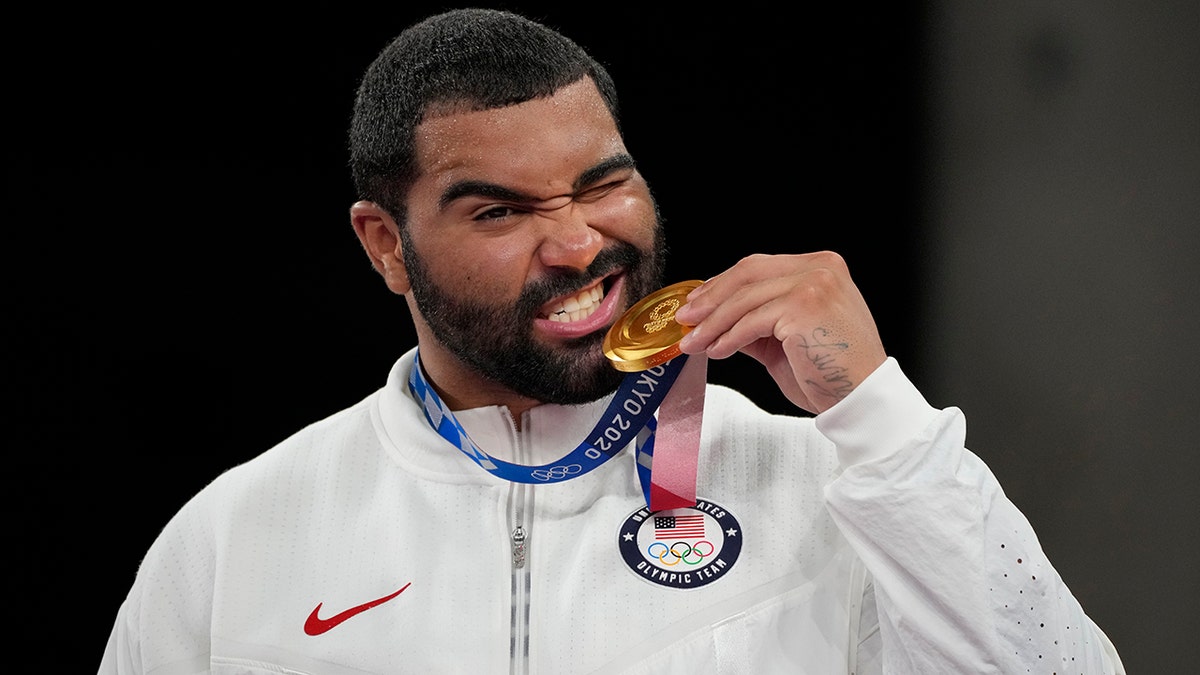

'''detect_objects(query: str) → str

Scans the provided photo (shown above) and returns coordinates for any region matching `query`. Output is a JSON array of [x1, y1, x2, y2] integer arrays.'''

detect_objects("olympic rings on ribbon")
[[530, 464, 583, 481], [646, 540, 714, 566]]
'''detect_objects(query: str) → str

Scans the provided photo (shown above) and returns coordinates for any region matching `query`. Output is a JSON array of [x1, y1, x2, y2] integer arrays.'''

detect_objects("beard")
[[402, 216, 667, 405]]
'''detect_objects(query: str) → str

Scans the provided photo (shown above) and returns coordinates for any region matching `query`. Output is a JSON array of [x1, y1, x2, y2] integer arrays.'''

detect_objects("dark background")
[[7, 3, 1195, 673]]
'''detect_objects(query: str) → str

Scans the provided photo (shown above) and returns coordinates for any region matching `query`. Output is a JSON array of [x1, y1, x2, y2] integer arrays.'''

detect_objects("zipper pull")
[[511, 526, 527, 569]]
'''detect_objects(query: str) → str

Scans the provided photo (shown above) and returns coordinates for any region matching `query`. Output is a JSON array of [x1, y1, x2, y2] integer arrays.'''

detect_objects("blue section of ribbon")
[[635, 416, 657, 506], [408, 349, 685, 489]]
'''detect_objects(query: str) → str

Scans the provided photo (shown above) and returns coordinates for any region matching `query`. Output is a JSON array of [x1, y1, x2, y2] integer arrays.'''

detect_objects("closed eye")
[[473, 204, 526, 221], [573, 179, 624, 203]]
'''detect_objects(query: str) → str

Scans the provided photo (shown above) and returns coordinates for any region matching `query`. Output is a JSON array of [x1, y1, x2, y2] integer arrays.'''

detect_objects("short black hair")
[[349, 8, 621, 223]]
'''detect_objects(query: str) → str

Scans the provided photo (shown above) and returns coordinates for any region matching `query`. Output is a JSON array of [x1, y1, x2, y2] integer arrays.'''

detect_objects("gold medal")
[[604, 280, 704, 372]]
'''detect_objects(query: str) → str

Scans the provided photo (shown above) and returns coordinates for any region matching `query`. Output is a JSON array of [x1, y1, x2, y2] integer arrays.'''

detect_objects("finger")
[[697, 290, 796, 360], [677, 274, 793, 356], [675, 253, 793, 325], [741, 337, 817, 412]]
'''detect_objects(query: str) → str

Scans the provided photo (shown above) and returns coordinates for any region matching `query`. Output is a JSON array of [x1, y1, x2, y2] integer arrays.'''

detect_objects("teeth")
[[548, 285, 603, 323]]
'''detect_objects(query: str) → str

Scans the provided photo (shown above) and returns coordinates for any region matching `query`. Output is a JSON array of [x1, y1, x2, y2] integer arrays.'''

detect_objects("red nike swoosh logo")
[[304, 582, 412, 636]]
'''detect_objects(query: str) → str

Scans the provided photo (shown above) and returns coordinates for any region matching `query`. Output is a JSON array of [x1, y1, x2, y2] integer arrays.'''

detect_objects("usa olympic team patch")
[[618, 499, 742, 589]]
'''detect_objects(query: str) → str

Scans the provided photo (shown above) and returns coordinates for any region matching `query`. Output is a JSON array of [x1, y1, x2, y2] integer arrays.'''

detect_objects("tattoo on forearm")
[[798, 328, 855, 400]]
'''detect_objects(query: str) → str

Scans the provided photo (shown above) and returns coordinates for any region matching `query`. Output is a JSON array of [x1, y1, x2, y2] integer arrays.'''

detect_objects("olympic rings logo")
[[530, 464, 582, 481], [646, 540, 714, 566]]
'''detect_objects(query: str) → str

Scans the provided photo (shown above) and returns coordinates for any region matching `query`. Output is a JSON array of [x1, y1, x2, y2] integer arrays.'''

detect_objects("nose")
[[534, 200, 603, 272]]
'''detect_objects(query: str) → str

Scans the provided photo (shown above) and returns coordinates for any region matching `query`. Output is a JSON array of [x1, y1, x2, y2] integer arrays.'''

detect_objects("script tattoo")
[[797, 328, 854, 400]]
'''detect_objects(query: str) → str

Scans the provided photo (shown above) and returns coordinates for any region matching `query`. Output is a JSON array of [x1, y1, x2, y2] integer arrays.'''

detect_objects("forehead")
[[413, 78, 625, 192]]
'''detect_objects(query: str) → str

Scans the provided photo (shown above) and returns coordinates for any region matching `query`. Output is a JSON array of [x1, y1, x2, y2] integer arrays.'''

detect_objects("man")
[[100, 8, 1124, 674]]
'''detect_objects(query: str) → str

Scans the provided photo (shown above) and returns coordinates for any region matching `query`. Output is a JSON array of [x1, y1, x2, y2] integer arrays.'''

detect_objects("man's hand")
[[674, 252, 888, 415]]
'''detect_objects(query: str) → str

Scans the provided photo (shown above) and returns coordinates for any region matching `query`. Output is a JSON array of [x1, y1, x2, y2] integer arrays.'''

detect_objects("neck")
[[414, 348, 541, 431]]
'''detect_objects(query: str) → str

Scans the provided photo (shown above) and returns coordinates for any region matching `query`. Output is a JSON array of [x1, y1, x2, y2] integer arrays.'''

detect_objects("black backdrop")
[[10, 5, 930, 670]]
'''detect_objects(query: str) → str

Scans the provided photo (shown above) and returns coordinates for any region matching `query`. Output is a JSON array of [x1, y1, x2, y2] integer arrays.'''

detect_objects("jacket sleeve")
[[816, 358, 1125, 675], [97, 485, 218, 675], [98, 604, 139, 675]]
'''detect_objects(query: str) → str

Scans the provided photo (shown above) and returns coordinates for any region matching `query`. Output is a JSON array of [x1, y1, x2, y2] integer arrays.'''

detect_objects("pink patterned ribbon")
[[648, 353, 707, 511]]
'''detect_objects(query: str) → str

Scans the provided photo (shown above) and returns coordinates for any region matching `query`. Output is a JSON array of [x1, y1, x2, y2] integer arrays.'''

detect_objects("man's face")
[[400, 78, 666, 405]]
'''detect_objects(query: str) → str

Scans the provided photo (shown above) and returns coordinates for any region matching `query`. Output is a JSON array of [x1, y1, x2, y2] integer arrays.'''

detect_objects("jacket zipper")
[[511, 519, 529, 671], [508, 421, 533, 675]]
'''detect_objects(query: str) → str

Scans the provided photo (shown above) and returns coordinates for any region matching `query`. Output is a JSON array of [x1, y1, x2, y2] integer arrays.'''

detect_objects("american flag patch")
[[654, 514, 706, 539]]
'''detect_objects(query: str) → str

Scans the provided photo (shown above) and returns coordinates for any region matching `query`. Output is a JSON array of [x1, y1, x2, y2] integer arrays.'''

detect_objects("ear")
[[350, 201, 410, 295]]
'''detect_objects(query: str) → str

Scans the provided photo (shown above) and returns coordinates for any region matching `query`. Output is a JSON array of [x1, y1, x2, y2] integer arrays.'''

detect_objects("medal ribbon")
[[602, 280, 708, 511], [409, 349, 685, 501], [646, 353, 707, 511]]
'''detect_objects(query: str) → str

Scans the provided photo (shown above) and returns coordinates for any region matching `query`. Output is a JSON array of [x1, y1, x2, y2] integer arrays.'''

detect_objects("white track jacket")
[[100, 351, 1124, 674]]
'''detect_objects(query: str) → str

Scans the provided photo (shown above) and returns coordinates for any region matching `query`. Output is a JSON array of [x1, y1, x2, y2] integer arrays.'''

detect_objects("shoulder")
[[209, 391, 383, 505], [143, 388, 384, 553]]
